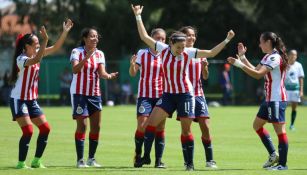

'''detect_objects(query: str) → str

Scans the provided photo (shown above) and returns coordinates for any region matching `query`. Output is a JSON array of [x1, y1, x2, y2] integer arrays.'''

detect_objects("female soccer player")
[[227, 32, 289, 170], [179, 26, 217, 168], [131, 4, 234, 170], [10, 19, 73, 169], [284, 50, 304, 130], [129, 28, 167, 168], [70, 27, 118, 168]]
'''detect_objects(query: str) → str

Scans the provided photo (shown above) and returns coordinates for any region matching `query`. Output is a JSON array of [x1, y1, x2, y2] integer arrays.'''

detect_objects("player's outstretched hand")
[[63, 19, 73, 32], [131, 4, 143, 16]]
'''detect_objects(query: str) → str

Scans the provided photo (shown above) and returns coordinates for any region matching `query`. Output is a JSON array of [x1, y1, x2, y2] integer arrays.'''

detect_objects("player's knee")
[[21, 125, 34, 137], [39, 122, 51, 135]]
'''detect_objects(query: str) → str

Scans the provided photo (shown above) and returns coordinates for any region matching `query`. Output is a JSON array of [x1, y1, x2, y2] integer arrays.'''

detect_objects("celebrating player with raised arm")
[[131, 4, 234, 171], [227, 32, 289, 170], [10, 19, 73, 169]]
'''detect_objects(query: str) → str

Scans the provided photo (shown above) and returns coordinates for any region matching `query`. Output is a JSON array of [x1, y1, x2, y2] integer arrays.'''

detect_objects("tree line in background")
[[10, 0, 307, 62]]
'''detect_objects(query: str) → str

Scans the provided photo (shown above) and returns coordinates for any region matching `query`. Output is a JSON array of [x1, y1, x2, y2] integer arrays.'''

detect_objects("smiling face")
[[170, 41, 186, 56], [83, 29, 99, 50], [24, 35, 39, 57], [184, 28, 196, 48]]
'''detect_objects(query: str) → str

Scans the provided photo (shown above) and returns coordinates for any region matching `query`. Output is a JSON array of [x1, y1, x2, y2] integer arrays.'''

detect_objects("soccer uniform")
[[285, 61, 304, 102], [70, 47, 105, 118], [154, 41, 197, 118], [135, 48, 163, 117], [10, 54, 43, 120], [188, 57, 209, 119], [257, 50, 287, 123]]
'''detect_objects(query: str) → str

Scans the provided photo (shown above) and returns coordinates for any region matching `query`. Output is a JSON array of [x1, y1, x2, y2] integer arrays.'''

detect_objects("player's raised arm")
[[131, 4, 156, 50], [196, 30, 235, 58], [44, 19, 73, 56]]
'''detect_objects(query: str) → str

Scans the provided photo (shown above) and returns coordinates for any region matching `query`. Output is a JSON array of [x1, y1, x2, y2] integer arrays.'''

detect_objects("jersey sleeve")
[[135, 49, 144, 66], [185, 47, 198, 59], [261, 54, 280, 70], [70, 48, 80, 62], [298, 63, 305, 78], [97, 51, 106, 65], [155, 41, 168, 53], [16, 55, 28, 69]]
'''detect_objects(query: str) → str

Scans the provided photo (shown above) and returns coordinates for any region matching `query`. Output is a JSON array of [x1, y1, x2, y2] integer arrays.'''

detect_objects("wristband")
[[135, 15, 142, 21], [233, 59, 245, 69], [224, 38, 230, 44]]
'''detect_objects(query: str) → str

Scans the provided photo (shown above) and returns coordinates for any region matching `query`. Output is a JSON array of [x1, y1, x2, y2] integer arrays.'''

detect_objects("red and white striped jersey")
[[155, 41, 197, 94], [10, 54, 40, 100], [188, 57, 207, 96], [70, 47, 105, 96], [136, 49, 163, 98], [260, 50, 287, 102]]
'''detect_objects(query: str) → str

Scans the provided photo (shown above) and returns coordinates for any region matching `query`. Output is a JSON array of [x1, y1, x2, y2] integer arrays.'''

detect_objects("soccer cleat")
[[87, 158, 102, 167], [154, 160, 166, 168], [206, 160, 218, 169], [16, 161, 31, 169], [185, 164, 194, 171], [263, 152, 279, 168], [289, 125, 295, 131], [133, 155, 143, 168], [77, 159, 89, 168], [31, 157, 46, 168], [141, 156, 151, 165], [266, 164, 288, 170]]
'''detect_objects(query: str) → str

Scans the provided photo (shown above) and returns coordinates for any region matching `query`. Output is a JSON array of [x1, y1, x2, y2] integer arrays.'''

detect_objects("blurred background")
[[1, 0, 307, 106]]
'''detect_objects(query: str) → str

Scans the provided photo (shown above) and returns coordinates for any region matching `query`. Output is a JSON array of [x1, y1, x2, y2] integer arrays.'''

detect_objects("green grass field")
[[0, 105, 306, 175]]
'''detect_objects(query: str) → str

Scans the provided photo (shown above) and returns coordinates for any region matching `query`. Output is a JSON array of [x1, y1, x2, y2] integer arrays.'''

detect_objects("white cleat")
[[263, 152, 279, 168], [87, 158, 102, 167], [206, 160, 218, 169], [77, 159, 89, 168], [266, 164, 288, 170]]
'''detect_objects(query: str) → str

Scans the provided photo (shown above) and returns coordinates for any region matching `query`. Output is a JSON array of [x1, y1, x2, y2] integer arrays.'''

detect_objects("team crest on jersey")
[[156, 99, 162, 105], [138, 105, 146, 113], [76, 105, 83, 114], [22, 105, 28, 114]]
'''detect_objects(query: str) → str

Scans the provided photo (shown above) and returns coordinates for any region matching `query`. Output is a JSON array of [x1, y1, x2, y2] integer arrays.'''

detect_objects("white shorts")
[[286, 90, 301, 102]]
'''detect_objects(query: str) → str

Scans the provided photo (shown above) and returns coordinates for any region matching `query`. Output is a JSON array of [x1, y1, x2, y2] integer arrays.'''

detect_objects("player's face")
[[25, 35, 39, 57], [288, 51, 297, 63], [153, 31, 166, 43], [171, 41, 186, 56], [185, 28, 196, 48], [84, 30, 99, 49], [259, 36, 272, 54]]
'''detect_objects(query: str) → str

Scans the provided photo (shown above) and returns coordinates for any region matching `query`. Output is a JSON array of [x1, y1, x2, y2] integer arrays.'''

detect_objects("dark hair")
[[179, 26, 198, 38], [150, 28, 166, 37], [169, 31, 186, 44], [261, 32, 288, 70], [10, 33, 34, 83], [80, 27, 99, 46]]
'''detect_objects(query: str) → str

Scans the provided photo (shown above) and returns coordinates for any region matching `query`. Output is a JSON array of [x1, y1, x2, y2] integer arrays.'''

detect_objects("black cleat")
[[141, 156, 151, 165], [133, 155, 143, 168], [185, 164, 194, 171], [154, 161, 166, 168]]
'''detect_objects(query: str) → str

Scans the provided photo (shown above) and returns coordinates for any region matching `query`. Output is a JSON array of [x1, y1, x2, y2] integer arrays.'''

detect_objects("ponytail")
[[10, 33, 34, 83], [261, 32, 288, 70]]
